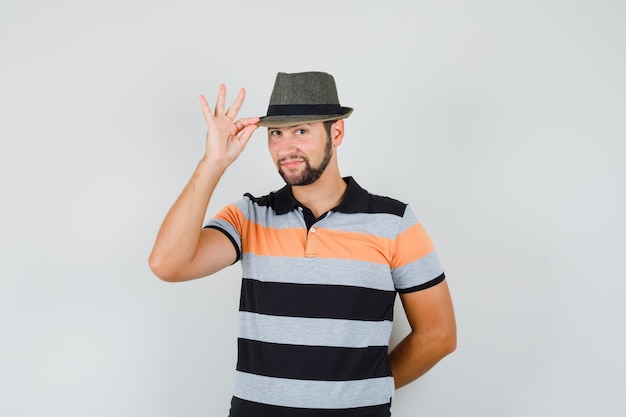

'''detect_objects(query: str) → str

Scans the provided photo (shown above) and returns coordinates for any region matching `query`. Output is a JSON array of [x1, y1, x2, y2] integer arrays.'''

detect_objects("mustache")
[[278, 155, 308, 164]]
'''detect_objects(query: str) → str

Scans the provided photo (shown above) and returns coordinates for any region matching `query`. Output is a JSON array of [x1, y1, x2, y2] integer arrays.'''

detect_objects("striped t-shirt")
[[205, 177, 445, 417]]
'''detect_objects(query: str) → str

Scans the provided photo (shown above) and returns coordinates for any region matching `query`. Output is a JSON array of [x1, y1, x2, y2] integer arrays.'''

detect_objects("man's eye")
[[296, 129, 307, 135]]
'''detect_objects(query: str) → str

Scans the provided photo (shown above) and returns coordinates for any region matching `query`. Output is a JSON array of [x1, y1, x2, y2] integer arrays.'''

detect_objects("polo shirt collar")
[[272, 176, 369, 215]]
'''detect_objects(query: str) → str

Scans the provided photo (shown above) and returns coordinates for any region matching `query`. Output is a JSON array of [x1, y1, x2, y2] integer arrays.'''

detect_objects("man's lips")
[[280, 158, 305, 169]]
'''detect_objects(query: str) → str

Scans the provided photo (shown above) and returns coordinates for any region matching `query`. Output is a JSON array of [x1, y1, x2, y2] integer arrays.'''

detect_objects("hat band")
[[266, 104, 342, 116]]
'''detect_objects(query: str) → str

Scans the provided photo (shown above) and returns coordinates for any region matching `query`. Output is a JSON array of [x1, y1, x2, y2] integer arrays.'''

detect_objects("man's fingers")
[[233, 116, 260, 132], [214, 84, 227, 115], [202, 85, 253, 133], [237, 124, 259, 149], [225, 88, 246, 120], [199, 95, 213, 124]]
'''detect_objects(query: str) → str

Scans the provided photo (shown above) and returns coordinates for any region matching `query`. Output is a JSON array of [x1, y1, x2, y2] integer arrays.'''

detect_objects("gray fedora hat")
[[258, 71, 353, 127]]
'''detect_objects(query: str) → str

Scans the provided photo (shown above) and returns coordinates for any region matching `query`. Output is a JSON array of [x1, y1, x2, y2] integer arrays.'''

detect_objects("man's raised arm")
[[149, 85, 259, 282]]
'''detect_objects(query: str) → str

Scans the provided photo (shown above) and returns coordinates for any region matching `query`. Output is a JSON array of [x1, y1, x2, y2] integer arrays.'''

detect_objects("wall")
[[1, 0, 625, 415]]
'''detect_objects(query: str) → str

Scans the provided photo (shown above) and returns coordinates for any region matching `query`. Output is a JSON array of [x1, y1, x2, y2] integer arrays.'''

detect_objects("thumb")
[[237, 124, 259, 149]]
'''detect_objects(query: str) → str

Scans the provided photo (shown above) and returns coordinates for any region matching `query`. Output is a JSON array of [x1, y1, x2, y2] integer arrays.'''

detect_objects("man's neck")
[[291, 170, 347, 219]]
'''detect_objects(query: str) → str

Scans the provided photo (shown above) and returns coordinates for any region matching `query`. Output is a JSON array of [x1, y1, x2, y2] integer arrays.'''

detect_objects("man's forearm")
[[148, 158, 225, 280], [388, 329, 456, 389]]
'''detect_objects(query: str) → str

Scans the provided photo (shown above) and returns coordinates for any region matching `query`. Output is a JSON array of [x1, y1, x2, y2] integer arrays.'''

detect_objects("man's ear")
[[331, 119, 345, 146]]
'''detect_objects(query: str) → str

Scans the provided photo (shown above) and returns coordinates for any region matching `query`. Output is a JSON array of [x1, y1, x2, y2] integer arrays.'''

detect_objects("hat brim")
[[257, 107, 353, 127]]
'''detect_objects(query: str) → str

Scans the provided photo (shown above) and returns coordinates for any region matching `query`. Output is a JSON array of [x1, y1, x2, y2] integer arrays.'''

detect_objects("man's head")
[[261, 72, 351, 186]]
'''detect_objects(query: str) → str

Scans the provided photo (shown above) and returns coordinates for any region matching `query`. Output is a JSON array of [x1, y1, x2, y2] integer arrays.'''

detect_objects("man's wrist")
[[198, 156, 229, 177]]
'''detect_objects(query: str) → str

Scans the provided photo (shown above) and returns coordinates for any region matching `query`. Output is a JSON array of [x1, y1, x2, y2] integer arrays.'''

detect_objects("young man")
[[149, 72, 456, 417]]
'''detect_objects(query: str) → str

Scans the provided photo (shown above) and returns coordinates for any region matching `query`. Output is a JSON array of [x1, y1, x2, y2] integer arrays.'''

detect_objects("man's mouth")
[[280, 157, 305, 169]]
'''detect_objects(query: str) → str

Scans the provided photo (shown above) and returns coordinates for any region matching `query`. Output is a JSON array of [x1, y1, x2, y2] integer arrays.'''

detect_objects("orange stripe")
[[214, 204, 246, 231], [306, 228, 393, 264], [215, 206, 434, 267], [242, 221, 308, 257], [391, 223, 435, 268], [243, 223, 393, 265]]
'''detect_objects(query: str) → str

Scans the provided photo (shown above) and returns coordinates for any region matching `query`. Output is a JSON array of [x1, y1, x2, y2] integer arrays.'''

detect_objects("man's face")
[[268, 122, 333, 186]]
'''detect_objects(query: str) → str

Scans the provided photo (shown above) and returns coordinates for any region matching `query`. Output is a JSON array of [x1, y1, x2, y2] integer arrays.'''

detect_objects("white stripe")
[[204, 219, 241, 249], [240, 198, 405, 237], [322, 211, 404, 238], [240, 199, 305, 228], [242, 254, 396, 291], [233, 371, 394, 409], [238, 312, 393, 348], [393, 250, 444, 290]]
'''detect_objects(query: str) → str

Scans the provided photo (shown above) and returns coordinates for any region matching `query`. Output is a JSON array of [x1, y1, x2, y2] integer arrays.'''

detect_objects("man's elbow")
[[436, 325, 457, 358], [148, 252, 181, 282], [441, 330, 457, 356]]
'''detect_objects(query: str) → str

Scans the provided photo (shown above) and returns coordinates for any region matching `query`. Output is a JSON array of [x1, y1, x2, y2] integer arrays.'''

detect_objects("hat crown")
[[269, 72, 340, 106], [258, 71, 353, 127]]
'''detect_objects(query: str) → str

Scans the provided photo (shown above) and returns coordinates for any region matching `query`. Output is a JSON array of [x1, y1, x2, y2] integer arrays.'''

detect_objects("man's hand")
[[149, 85, 258, 282], [199, 84, 259, 170]]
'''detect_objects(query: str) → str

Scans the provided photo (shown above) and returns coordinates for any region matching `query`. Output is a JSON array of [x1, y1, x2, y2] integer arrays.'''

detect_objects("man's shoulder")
[[241, 184, 291, 212], [242, 191, 271, 207], [366, 192, 407, 217], [345, 177, 408, 217]]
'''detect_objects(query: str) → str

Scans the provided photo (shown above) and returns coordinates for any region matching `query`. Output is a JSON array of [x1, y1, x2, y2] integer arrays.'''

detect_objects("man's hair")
[[323, 120, 336, 138]]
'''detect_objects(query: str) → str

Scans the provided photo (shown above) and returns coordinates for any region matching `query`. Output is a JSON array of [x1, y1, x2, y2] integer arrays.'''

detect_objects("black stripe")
[[336, 178, 407, 216], [229, 396, 391, 417], [239, 279, 396, 321], [397, 273, 446, 294], [237, 339, 391, 381], [366, 194, 407, 216], [266, 104, 342, 116], [244, 192, 273, 208]]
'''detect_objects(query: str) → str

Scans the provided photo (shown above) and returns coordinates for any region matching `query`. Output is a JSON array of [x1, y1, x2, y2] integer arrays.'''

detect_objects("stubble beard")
[[278, 136, 333, 186]]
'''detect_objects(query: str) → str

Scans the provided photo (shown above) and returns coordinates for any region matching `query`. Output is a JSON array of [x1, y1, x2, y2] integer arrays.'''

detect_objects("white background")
[[2, 0, 625, 416]]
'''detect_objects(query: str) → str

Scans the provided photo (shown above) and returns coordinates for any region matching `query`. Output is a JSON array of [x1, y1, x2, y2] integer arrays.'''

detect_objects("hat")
[[258, 71, 353, 127]]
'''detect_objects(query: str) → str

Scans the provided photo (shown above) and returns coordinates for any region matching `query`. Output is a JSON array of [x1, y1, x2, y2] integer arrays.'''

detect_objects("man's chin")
[[279, 171, 315, 186]]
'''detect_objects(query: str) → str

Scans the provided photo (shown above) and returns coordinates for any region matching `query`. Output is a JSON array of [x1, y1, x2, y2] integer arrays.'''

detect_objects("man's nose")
[[276, 135, 298, 156]]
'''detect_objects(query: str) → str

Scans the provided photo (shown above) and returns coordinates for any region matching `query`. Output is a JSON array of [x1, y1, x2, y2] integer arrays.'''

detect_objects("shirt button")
[[310, 227, 316, 233]]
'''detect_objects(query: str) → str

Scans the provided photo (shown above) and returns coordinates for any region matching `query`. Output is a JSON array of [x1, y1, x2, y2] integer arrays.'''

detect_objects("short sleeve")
[[204, 198, 249, 263], [391, 205, 445, 293]]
